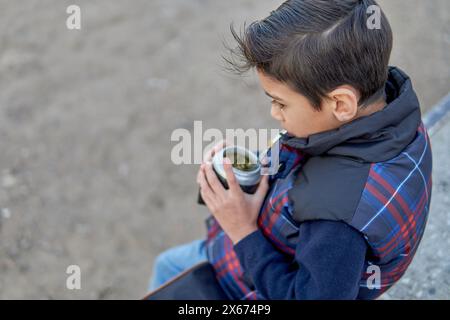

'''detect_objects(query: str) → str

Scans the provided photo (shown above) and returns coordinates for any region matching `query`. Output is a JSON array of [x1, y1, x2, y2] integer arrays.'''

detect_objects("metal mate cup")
[[197, 146, 262, 205]]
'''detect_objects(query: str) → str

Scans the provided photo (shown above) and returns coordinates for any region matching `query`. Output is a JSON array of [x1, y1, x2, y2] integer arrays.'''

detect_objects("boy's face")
[[257, 70, 360, 138]]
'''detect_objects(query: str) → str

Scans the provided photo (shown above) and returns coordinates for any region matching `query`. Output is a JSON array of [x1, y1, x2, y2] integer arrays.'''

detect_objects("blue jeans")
[[148, 239, 208, 291]]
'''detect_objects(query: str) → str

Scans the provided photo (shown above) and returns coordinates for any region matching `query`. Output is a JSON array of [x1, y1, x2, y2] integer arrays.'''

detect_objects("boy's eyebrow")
[[264, 91, 286, 103]]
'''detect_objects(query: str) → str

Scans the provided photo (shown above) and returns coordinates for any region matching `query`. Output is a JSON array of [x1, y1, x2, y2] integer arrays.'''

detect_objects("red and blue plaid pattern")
[[353, 123, 432, 298], [205, 123, 432, 300], [205, 143, 308, 300]]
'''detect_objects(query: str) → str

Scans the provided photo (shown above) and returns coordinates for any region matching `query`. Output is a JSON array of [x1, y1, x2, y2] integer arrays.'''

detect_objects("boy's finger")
[[204, 140, 228, 163], [256, 174, 270, 198], [198, 166, 216, 201], [197, 163, 208, 184], [204, 163, 225, 195], [260, 156, 269, 167], [215, 140, 229, 152], [223, 158, 240, 192]]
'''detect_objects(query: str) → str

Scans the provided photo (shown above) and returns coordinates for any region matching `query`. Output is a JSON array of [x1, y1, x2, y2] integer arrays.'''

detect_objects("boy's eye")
[[272, 100, 286, 110]]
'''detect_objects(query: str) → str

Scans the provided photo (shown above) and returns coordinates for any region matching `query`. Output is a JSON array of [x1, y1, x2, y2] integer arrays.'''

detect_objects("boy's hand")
[[197, 157, 269, 245]]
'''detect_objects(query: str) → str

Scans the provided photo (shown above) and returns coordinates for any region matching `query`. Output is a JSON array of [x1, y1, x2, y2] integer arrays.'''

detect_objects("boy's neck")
[[354, 98, 387, 120]]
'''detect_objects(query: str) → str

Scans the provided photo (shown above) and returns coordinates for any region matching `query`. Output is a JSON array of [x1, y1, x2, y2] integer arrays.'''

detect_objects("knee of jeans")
[[154, 250, 177, 274], [153, 250, 175, 273]]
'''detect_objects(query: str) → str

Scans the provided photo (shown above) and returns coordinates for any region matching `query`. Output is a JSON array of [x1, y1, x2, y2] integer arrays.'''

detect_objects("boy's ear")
[[327, 86, 359, 123]]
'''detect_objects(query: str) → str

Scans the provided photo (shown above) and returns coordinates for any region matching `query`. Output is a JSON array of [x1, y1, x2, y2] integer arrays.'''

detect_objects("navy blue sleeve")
[[233, 220, 367, 300]]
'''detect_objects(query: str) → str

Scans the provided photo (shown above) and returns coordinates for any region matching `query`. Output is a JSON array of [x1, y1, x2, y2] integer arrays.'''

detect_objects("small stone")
[[428, 287, 436, 295], [76, 223, 90, 235], [19, 237, 31, 250], [445, 265, 450, 274], [2, 172, 17, 188], [146, 77, 169, 90], [20, 148, 31, 159], [402, 277, 411, 285], [1, 208, 11, 219], [118, 163, 130, 177], [382, 293, 392, 300]]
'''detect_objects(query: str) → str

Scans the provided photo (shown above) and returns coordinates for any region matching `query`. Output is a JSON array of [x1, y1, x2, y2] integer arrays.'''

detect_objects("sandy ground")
[[0, 0, 449, 299]]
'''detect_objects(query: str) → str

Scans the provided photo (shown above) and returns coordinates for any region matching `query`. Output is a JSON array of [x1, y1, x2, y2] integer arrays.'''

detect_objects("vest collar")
[[280, 67, 422, 163]]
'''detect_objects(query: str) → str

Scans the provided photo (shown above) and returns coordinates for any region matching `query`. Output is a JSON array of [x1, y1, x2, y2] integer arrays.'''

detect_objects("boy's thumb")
[[256, 174, 270, 197]]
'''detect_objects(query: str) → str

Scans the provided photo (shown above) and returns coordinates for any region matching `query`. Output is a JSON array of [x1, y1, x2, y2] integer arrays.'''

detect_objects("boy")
[[149, 0, 432, 299]]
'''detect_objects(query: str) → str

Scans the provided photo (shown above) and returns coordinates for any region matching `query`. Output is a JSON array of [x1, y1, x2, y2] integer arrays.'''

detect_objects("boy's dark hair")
[[223, 0, 393, 110]]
